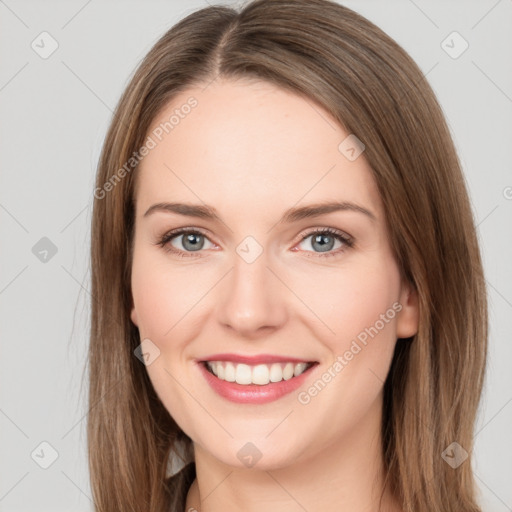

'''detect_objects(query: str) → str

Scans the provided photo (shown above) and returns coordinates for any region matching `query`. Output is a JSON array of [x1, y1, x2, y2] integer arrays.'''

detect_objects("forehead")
[[135, 78, 382, 222]]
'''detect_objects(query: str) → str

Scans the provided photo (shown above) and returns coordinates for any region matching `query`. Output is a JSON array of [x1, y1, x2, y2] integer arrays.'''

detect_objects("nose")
[[216, 248, 288, 338]]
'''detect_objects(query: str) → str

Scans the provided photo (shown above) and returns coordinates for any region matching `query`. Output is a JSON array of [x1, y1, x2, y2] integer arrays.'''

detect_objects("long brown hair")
[[88, 1, 488, 510]]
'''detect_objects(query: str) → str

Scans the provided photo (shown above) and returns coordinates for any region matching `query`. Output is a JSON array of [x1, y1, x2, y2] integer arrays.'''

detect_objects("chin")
[[195, 434, 310, 471]]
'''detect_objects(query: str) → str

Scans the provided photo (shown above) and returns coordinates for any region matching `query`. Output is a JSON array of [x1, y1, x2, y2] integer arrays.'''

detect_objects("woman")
[[88, 1, 488, 511]]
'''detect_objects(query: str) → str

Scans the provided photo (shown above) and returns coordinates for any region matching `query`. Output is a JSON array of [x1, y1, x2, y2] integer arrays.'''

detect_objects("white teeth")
[[269, 363, 283, 382], [283, 362, 294, 380], [205, 360, 312, 385], [252, 364, 270, 385], [294, 362, 308, 377], [224, 362, 236, 382], [235, 364, 252, 385]]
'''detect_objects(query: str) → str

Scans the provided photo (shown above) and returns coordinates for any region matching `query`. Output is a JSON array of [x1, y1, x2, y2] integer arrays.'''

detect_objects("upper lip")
[[198, 353, 316, 365]]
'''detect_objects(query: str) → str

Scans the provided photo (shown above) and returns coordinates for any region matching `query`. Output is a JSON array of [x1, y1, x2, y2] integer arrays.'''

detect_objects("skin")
[[129, 77, 419, 512]]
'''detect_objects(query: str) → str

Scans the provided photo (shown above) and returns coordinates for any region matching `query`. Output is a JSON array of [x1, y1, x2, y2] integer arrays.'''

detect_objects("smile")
[[205, 360, 314, 385], [198, 356, 318, 404]]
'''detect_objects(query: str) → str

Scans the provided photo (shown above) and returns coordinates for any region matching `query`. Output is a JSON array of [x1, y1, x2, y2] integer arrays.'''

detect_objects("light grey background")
[[0, 0, 511, 510]]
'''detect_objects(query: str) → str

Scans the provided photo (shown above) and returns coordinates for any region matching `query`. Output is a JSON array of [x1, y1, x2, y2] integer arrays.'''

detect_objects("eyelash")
[[156, 226, 354, 259]]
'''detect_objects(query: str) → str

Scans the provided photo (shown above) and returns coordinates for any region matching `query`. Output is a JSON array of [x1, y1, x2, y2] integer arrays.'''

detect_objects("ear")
[[396, 280, 419, 339], [130, 301, 139, 327]]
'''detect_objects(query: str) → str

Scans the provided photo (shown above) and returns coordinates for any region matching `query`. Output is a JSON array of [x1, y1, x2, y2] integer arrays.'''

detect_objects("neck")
[[185, 392, 401, 512]]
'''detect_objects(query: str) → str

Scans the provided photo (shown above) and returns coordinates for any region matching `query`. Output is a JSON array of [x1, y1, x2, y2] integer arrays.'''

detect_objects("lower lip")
[[197, 361, 317, 404]]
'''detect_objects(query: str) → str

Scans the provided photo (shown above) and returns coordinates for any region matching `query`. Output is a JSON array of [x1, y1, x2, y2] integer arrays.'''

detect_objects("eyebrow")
[[143, 201, 377, 224]]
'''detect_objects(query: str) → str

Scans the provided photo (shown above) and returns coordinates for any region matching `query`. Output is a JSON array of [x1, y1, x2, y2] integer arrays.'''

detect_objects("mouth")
[[197, 355, 319, 404], [202, 360, 316, 386]]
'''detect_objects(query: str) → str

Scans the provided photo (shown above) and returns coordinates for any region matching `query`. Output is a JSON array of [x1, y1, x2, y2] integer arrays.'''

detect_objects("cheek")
[[293, 256, 401, 351], [131, 250, 195, 339], [292, 260, 401, 444], [340, 271, 398, 342], [298, 257, 402, 421], [130, 251, 203, 428]]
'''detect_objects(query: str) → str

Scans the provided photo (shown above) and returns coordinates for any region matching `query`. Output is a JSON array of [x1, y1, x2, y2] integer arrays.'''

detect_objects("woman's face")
[[130, 78, 418, 469]]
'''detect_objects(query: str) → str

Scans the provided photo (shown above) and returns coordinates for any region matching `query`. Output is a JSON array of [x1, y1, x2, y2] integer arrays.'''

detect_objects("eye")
[[156, 227, 354, 259], [157, 228, 215, 258], [295, 227, 354, 258]]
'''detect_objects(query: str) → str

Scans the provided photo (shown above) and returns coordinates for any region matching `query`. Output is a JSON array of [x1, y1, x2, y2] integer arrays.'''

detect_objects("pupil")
[[183, 233, 204, 251], [313, 234, 333, 253]]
